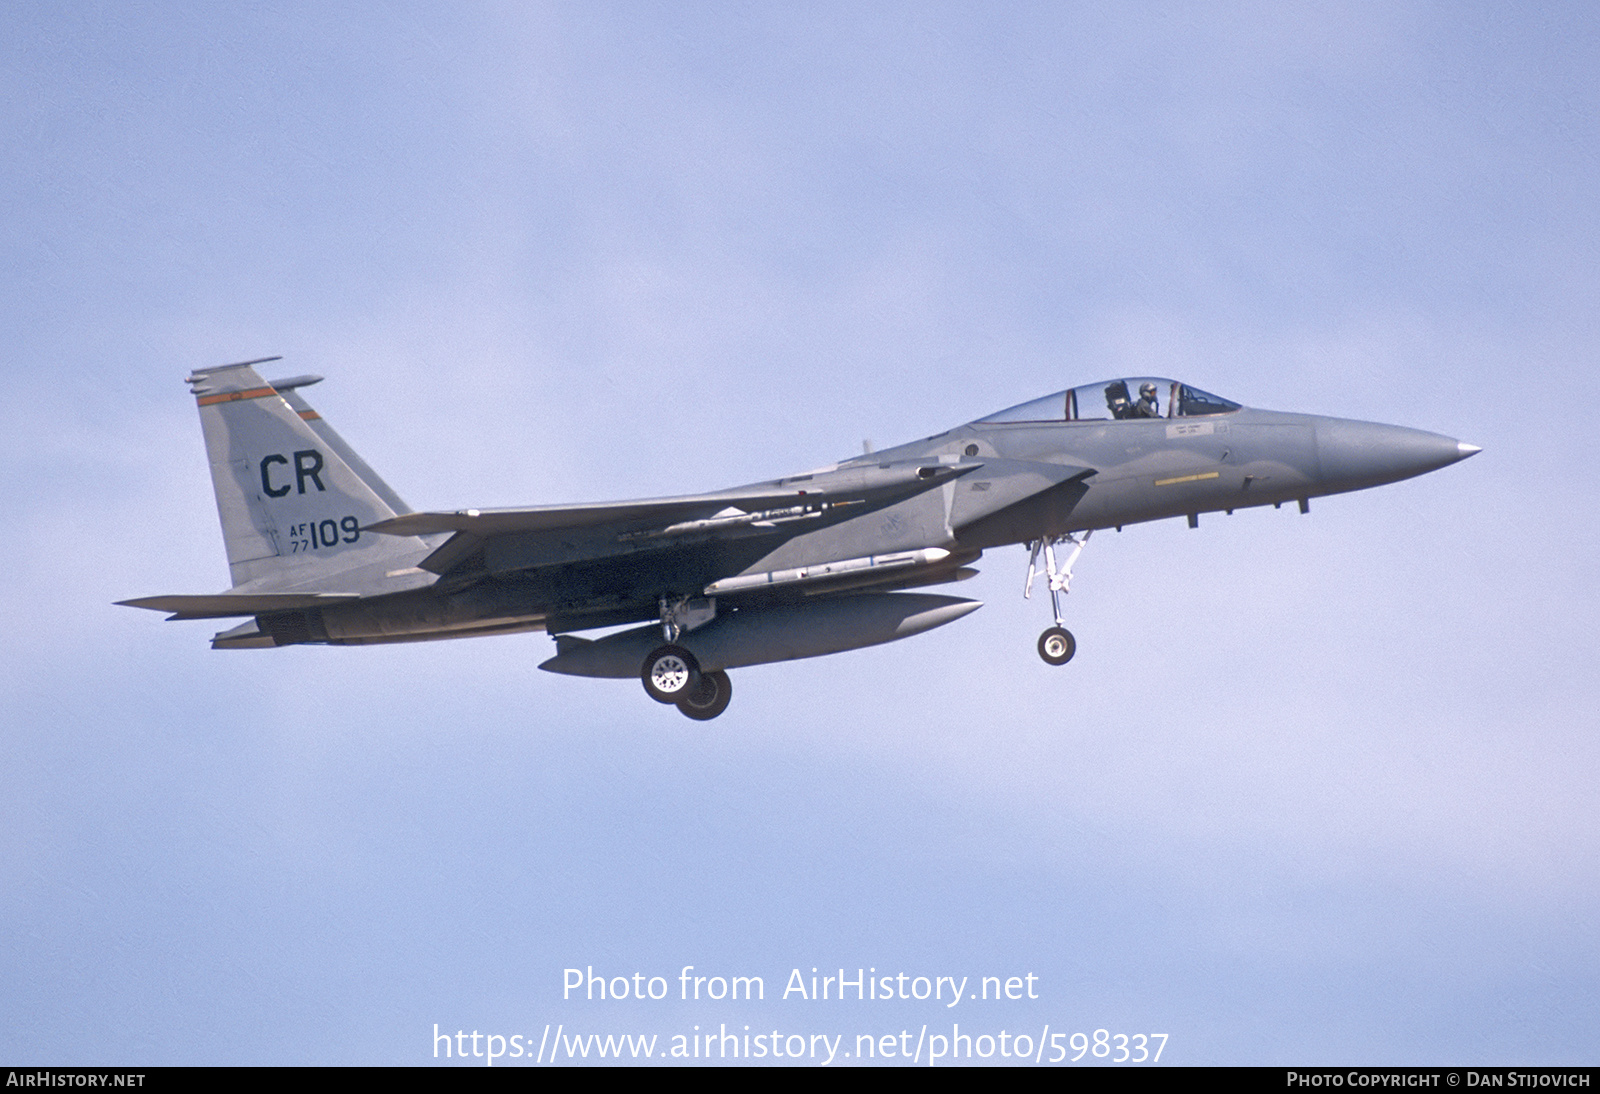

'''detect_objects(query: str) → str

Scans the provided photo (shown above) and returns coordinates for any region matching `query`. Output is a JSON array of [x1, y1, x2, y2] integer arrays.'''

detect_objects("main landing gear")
[[640, 596, 733, 720], [640, 643, 734, 720], [641, 644, 700, 703], [1025, 531, 1091, 666], [677, 668, 733, 721]]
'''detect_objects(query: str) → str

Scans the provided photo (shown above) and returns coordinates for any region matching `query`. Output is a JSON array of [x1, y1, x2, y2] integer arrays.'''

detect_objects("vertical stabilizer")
[[187, 359, 422, 588], [268, 374, 414, 515]]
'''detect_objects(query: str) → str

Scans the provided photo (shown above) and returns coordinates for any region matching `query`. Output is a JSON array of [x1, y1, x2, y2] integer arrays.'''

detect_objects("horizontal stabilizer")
[[116, 592, 361, 619]]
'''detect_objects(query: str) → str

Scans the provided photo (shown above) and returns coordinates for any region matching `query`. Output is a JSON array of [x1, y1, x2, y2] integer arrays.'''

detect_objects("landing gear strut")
[[1025, 531, 1091, 665]]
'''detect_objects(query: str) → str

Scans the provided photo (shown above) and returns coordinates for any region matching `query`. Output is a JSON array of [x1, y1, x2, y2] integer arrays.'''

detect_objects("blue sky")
[[3, 1, 1596, 1065]]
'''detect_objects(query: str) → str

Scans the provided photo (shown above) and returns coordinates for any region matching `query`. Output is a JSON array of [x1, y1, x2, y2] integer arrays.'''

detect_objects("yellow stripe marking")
[[298, 410, 321, 420], [1154, 471, 1221, 487], [196, 386, 278, 406]]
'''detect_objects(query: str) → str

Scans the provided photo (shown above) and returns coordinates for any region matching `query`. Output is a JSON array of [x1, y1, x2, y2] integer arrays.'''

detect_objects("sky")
[[3, 0, 1597, 1067]]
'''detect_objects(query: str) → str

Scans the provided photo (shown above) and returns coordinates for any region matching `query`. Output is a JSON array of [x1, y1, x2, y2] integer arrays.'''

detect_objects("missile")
[[539, 592, 982, 678], [704, 547, 953, 595]]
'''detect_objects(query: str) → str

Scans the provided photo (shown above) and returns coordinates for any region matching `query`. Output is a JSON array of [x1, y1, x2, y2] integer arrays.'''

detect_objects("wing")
[[367, 490, 816, 538], [366, 460, 984, 576]]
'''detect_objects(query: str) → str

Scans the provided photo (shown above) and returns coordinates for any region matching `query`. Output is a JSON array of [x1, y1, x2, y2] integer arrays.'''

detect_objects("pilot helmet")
[[1139, 382, 1157, 399]]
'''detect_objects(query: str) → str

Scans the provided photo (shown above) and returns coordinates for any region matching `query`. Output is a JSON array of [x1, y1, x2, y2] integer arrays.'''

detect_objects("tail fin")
[[187, 358, 421, 589], [266, 372, 414, 516]]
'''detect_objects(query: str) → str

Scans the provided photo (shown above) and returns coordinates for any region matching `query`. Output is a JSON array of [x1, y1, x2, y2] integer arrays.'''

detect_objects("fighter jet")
[[120, 360, 1478, 720]]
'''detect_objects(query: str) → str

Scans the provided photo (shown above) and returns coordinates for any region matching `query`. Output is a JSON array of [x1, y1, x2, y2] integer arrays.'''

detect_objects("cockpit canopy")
[[977, 378, 1241, 424]]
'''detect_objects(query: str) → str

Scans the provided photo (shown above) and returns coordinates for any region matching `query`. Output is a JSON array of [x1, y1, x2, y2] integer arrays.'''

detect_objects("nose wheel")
[[1025, 531, 1090, 666], [1037, 626, 1076, 665]]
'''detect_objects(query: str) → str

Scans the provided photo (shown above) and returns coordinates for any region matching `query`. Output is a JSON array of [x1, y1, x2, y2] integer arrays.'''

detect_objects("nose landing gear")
[[1037, 626, 1076, 665], [1025, 531, 1090, 665]]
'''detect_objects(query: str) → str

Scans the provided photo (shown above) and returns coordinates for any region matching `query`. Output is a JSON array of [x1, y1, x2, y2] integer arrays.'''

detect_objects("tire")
[[1037, 626, 1076, 666], [677, 670, 732, 721], [641, 645, 701, 703]]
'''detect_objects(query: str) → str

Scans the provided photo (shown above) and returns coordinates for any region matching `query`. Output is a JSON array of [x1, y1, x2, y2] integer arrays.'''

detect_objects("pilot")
[[1132, 382, 1161, 418]]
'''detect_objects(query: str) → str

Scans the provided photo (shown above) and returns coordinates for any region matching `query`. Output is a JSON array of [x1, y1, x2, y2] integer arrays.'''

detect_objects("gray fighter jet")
[[120, 359, 1478, 720]]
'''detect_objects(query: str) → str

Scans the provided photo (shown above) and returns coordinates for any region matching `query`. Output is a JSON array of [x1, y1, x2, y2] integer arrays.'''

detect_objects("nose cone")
[[1315, 419, 1480, 493]]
